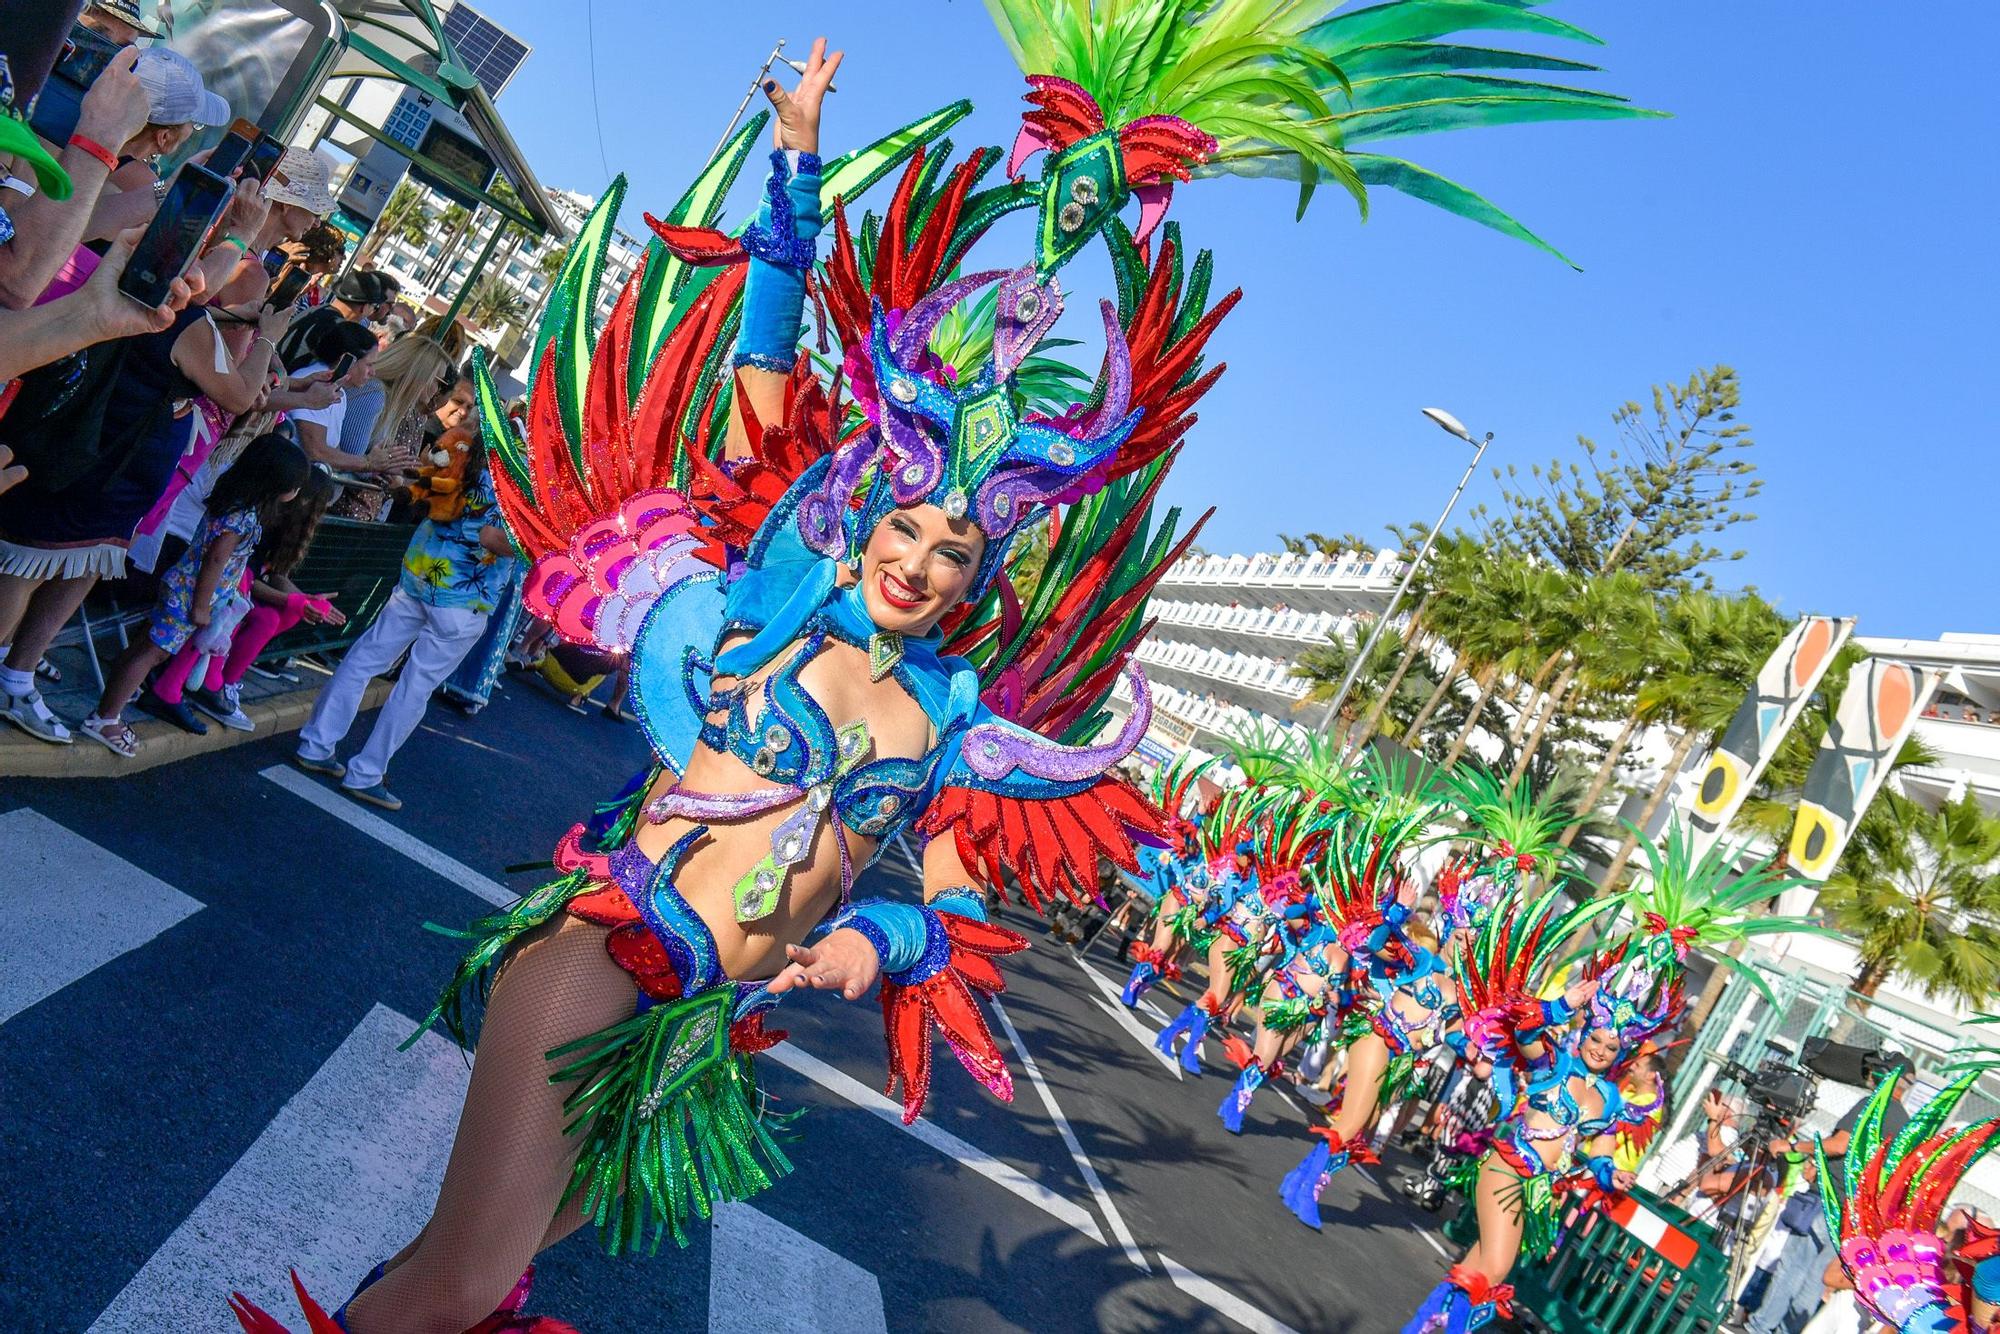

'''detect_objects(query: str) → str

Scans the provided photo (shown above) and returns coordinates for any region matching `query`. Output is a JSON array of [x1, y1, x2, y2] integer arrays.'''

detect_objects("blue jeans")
[[1747, 1212, 1836, 1334]]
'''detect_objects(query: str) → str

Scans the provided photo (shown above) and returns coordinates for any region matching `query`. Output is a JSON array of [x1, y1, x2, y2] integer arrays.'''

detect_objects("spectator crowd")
[[0, 2, 619, 805]]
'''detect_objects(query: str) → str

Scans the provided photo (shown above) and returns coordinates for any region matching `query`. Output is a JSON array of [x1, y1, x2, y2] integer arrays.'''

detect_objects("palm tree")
[[425, 203, 474, 286], [1292, 623, 1411, 742], [464, 275, 529, 334], [359, 182, 433, 268], [1351, 533, 1475, 754], [1439, 560, 1558, 770], [1592, 591, 1787, 892], [1504, 571, 1651, 791], [1819, 791, 2000, 1003], [1553, 600, 1665, 852]]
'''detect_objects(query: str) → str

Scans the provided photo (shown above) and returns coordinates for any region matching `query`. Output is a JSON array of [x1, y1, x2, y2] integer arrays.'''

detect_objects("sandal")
[[35, 657, 60, 684], [81, 715, 142, 758]]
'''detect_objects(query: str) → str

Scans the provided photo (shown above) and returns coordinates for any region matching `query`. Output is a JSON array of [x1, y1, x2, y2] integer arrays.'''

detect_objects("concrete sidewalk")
[[0, 643, 390, 778]]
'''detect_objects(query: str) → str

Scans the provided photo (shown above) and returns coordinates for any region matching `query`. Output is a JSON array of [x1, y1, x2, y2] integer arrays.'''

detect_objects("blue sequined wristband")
[[834, 899, 930, 976], [731, 150, 823, 372]]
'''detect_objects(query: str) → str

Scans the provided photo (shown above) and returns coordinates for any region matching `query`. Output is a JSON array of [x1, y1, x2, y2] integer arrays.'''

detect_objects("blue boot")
[[1218, 1060, 1264, 1133], [1280, 1140, 1331, 1228], [1402, 1278, 1457, 1334], [331, 1261, 387, 1325], [1401, 1268, 1506, 1334], [1153, 1002, 1199, 1057], [1121, 960, 1158, 1007], [1178, 1006, 1210, 1075]]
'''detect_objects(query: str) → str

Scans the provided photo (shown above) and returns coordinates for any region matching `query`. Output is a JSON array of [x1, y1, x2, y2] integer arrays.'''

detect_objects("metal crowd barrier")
[[260, 517, 414, 661], [1508, 1188, 1730, 1334]]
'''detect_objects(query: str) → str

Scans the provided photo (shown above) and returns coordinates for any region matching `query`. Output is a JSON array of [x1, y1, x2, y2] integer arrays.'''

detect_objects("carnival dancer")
[[1815, 1072, 2000, 1334], [1153, 821, 1260, 1075], [1123, 757, 1214, 1006], [1276, 780, 1457, 1227], [1403, 823, 1824, 1333], [1215, 796, 1344, 1130], [1220, 889, 1347, 1133], [231, 33, 1255, 1333]]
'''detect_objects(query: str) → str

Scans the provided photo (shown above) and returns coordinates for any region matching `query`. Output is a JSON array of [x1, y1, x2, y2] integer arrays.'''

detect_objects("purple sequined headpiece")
[[794, 263, 1143, 596]]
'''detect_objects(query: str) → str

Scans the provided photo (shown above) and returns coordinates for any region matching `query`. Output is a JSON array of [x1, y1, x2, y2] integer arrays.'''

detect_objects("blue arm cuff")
[[733, 151, 823, 372], [1588, 1154, 1618, 1191], [835, 889, 986, 985]]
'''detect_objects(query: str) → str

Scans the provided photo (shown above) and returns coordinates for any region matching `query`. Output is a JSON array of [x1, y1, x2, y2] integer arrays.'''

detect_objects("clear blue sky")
[[462, 0, 1996, 640]]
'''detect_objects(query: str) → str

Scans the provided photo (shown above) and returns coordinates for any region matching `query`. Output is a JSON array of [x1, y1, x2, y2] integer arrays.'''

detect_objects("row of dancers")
[[1117, 748, 2000, 1334]]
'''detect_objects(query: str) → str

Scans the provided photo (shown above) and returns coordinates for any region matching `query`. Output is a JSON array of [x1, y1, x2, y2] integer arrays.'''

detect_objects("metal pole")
[[440, 210, 509, 328], [709, 41, 791, 164], [1318, 431, 1492, 737]]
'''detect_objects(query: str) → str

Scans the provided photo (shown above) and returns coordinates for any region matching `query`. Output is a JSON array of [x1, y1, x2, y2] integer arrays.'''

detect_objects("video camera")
[[1718, 1054, 1817, 1126]]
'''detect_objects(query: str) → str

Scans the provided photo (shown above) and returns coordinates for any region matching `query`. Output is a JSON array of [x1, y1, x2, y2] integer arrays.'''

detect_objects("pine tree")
[[1473, 365, 1761, 591]]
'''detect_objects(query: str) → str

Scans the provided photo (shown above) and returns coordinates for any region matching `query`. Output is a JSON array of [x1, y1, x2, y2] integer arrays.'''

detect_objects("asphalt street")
[[0, 669, 1458, 1333]]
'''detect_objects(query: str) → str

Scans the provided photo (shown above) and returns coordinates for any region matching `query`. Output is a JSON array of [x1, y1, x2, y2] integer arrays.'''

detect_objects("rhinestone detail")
[[943, 489, 968, 519], [889, 376, 918, 403], [764, 724, 791, 753], [1071, 176, 1100, 205], [1049, 441, 1075, 466], [1057, 201, 1086, 233]]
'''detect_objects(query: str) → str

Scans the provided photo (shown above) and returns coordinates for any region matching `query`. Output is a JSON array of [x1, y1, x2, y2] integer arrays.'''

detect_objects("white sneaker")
[[0, 686, 74, 744], [190, 684, 254, 732]]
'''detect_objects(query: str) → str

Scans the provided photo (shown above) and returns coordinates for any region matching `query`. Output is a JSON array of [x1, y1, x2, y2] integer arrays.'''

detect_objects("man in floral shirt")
[[295, 460, 517, 810]]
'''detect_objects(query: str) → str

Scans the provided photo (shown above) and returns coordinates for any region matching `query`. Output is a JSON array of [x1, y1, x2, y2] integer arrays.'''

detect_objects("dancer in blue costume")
[[1153, 826, 1259, 1075], [232, 32, 1245, 1334], [1403, 822, 1826, 1333], [1122, 757, 1213, 1006], [1219, 888, 1348, 1133]]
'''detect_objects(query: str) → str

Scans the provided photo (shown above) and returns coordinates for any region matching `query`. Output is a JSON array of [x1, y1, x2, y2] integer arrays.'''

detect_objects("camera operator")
[[1733, 1056, 1912, 1334]]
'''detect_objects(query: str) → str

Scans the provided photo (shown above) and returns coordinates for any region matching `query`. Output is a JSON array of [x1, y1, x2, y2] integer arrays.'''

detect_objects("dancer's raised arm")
[[725, 37, 843, 460]]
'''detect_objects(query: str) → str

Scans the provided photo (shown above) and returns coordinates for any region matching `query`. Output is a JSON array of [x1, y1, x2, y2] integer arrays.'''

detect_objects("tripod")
[[1667, 1109, 1798, 1300]]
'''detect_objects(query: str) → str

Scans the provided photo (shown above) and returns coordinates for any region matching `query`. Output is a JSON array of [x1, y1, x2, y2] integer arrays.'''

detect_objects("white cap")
[[265, 146, 336, 217], [134, 48, 228, 127]]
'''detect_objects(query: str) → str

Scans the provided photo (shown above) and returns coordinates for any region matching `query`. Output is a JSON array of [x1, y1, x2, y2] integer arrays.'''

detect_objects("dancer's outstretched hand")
[[764, 36, 842, 156], [769, 928, 879, 1001]]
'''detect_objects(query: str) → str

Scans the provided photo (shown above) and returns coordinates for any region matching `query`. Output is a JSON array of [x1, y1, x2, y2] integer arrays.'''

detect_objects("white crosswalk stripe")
[[88, 1004, 468, 1332], [0, 808, 202, 1025], [709, 1202, 888, 1334]]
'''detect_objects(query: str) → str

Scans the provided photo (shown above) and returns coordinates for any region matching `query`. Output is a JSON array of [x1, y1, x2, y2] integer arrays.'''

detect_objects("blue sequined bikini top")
[[648, 578, 977, 926], [697, 614, 950, 845]]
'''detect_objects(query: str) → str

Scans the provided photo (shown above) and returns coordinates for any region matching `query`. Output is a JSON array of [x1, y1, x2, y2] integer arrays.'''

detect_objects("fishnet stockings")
[[344, 915, 637, 1334]]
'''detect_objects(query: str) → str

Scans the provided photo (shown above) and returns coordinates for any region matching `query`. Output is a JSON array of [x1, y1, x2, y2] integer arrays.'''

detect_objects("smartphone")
[[119, 163, 232, 309], [265, 264, 311, 311], [27, 24, 123, 146], [206, 131, 256, 181], [243, 134, 287, 185], [329, 352, 357, 381]]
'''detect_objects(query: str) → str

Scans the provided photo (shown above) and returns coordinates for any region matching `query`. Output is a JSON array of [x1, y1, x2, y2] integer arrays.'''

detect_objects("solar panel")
[[441, 2, 531, 98]]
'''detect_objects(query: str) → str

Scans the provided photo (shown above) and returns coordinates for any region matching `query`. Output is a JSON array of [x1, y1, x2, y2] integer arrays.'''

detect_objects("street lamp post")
[[1314, 408, 1492, 739]]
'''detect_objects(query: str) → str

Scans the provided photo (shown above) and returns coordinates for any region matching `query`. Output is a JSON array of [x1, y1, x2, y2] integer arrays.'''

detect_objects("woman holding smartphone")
[[0, 288, 289, 744]]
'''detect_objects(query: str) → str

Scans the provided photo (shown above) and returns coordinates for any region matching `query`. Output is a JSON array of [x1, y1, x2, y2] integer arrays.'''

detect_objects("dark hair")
[[372, 272, 401, 298], [207, 433, 310, 528], [309, 318, 377, 368], [254, 467, 337, 578], [298, 223, 347, 266]]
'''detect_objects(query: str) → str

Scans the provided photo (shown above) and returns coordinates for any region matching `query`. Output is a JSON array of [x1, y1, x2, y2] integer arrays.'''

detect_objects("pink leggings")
[[154, 597, 308, 703]]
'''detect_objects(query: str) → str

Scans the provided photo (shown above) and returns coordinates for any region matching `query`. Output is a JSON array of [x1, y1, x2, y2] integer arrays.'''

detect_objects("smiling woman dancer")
[[230, 31, 1256, 1334]]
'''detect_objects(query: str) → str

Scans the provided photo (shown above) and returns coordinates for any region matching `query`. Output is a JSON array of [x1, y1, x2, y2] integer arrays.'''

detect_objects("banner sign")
[[1685, 615, 1853, 853], [1786, 659, 1941, 880]]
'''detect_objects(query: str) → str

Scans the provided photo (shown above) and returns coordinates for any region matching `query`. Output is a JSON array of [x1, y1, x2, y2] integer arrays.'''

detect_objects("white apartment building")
[[368, 183, 647, 370], [1109, 547, 1408, 768]]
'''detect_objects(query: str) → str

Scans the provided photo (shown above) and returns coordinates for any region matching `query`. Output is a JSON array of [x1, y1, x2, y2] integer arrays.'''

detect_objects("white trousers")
[[298, 588, 488, 790]]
